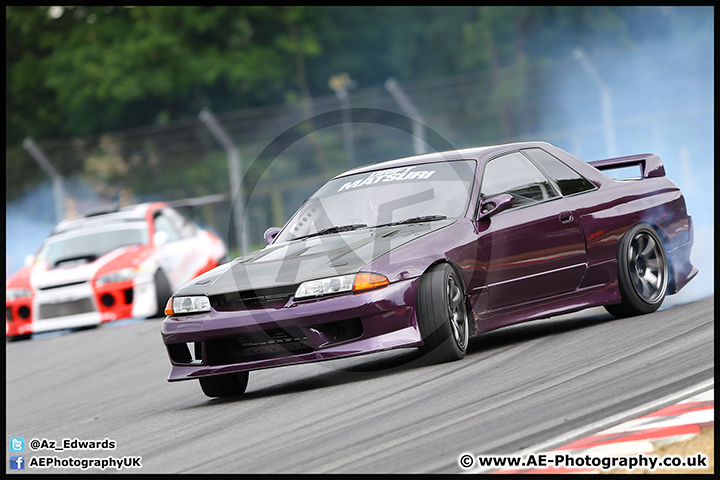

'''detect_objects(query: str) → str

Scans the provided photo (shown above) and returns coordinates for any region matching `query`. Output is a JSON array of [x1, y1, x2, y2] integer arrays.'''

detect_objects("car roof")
[[50, 202, 164, 236], [332, 141, 557, 179]]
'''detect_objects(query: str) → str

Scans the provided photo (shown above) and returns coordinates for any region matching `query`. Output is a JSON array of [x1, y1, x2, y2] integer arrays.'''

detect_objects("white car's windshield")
[[277, 159, 476, 242], [38, 226, 149, 268]]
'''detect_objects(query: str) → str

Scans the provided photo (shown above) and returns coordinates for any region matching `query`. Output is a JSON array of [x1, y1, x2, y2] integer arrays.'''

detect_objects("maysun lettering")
[[338, 167, 436, 192]]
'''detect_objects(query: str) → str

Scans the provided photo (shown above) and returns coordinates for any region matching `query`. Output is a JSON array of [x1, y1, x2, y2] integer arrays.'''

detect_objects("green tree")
[[7, 6, 712, 148], [6, 6, 322, 145]]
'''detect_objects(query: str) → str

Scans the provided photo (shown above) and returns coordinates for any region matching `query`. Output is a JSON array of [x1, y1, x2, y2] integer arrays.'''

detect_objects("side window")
[[154, 214, 180, 242], [164, 208, 198, 239], [522, 148, 596, 196], [480, 152, 559, 208]]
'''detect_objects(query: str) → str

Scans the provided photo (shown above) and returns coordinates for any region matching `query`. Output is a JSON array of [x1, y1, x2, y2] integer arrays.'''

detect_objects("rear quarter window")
[[522, 148, 596, 196]]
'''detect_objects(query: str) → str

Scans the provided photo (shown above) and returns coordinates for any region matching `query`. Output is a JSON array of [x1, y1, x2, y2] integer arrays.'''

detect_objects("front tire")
[[153, 269, 172, 318], [416, 263, 469, 363], [605, 224, 668, 318], [199, 371, 250, 398], [7, 334, 32, 342], [74, 325, 98, 332]]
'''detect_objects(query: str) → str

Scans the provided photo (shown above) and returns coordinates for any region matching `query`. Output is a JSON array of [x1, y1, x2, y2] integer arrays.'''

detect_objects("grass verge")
[[606, 425, 713, 474]]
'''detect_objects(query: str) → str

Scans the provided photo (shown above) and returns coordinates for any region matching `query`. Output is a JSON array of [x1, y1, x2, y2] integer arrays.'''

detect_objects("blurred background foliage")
[[7, 6, 710, 146], [5, 6, 714, 265]]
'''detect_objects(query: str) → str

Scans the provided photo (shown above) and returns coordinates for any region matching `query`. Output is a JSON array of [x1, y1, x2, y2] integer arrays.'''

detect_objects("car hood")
[[175, 219, 455, 296], [30, 245, 154, 289]]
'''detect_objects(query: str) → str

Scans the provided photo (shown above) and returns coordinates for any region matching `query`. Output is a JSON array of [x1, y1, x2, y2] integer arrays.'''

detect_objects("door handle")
[[559, 211, 574, 224]]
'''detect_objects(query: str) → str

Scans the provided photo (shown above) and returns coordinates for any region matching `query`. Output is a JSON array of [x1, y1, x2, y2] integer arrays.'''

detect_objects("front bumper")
[[6, 298, 33, 337], [28, 276, 156, 334], [32, 282, 101, 333], [162, 277, 422, 381]]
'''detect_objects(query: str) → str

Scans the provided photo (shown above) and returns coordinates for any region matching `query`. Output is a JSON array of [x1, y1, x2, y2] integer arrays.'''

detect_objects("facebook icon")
[[10, 455, 25, 470]]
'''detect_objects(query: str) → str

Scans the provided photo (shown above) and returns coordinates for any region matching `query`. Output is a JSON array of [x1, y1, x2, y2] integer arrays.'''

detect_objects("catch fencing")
[[6, 42, 712, 254]]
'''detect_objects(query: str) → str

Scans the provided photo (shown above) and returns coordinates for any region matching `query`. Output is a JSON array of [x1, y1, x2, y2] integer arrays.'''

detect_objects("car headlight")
[[95, 268, 137, 286], [165, 296, 211, 316], [6, 288, 32, 300], [294, 272, 389, 299]]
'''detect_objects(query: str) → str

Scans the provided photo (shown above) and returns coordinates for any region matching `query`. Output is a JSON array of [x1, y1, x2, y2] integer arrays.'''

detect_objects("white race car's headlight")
[[294, 272, 389, 299], [6, 288, 32, 300], [96, 268, 136, 286], [165, 296, 211, 316]]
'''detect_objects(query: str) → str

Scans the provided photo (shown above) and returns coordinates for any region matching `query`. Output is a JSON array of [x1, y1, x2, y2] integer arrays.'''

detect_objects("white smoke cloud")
[[5, 179, 100, 279], [541, 24, 713, 304]]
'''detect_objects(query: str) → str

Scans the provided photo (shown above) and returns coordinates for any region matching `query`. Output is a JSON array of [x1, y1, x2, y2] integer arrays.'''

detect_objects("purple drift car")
[[161, 141, 697, 398]]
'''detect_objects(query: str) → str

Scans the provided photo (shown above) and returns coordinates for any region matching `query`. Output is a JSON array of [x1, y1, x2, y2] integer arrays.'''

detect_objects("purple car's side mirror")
[[476, 193, 514, 221], [263, 227, 282, 244]]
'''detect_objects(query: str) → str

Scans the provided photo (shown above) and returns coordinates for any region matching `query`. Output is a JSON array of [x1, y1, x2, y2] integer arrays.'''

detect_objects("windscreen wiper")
[[294, 223, 368, 240], [374, 215, 447, 228]]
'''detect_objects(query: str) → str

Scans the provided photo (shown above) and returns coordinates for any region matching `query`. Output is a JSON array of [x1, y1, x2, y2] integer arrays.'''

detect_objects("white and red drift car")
[[6, 202, 227, 340]]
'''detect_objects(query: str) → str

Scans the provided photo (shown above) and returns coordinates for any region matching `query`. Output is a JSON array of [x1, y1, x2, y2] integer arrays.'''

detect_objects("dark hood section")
[[175, 219, 454, 296]]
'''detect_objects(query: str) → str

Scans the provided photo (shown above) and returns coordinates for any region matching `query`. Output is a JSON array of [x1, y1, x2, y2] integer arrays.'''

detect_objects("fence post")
[[22, 137, 65, 223], [385, 78, 427, 156], [572, 48, 617, 158], [198, 108, 249, 255], [329, 73, 357, 168]]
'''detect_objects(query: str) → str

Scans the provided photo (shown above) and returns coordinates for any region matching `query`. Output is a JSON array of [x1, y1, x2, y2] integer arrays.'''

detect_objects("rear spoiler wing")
[[588, 154, 665, 178]]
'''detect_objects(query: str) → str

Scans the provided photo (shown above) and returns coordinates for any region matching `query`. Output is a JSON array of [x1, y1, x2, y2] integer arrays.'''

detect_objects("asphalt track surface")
[[6, 295, 714, 474]]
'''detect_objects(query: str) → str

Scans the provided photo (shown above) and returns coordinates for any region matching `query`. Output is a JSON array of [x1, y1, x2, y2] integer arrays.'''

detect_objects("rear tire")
[[416, 263, 469, 363], [605, 224, 668, 318], [154, 269, 172, 318], [199, 371, 250, 398]]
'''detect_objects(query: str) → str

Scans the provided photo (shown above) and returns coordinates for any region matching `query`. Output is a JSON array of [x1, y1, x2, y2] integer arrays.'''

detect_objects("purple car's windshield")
[[277, 159, 476, 242]]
